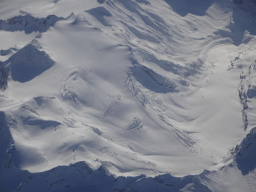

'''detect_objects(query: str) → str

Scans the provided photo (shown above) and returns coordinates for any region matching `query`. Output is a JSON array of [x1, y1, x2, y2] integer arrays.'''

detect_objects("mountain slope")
[[0, 0, 256, 191]]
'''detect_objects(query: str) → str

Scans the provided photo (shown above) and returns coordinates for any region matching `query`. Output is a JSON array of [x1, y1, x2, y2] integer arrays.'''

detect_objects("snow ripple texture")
[[1, 0, 256, 191]]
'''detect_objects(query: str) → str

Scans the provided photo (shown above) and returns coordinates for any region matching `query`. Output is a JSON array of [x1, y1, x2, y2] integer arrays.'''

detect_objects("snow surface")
[[0, 0, 256, 191]]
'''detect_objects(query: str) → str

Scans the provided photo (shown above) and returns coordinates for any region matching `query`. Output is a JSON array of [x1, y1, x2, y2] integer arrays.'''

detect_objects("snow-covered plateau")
[[0, 0, 256, 191]]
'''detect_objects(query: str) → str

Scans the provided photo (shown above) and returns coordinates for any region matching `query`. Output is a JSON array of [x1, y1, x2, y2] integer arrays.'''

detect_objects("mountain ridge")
[[0, 0, 256, 191]]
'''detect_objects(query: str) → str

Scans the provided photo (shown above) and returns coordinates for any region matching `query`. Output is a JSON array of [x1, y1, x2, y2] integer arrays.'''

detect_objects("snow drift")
[[0, 0, 256, 191]]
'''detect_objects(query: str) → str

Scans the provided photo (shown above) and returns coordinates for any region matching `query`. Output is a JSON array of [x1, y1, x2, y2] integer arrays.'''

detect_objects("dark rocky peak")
[[0, 14, 63, 34]]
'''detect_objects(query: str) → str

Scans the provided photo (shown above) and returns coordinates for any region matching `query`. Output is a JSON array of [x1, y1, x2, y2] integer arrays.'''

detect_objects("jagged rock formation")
[[235, 127, 256, 175], [0, 39, 54, 90], [0, 0, 256, 191], [0, 14, 63, 34]]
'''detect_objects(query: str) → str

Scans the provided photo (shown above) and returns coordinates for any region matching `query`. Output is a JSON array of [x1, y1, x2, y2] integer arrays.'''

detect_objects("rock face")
[[9, 40, 54, 83], [4, 161, 211, 192], [0, 61, 9, 90], [235, 128, 256, 175], [0, 39, 54, 89], [0, 14, 63, 34], [0, 0, 256, 191]]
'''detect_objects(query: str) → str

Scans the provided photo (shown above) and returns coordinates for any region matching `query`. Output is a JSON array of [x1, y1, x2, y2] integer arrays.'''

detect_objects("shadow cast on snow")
[[215, 1, 256, 46], [2, 160, 212, 192], [0, 109, 212, 191], [235, 127, 256, 175], [164, 0, 214, 17], [2, 40, 55, 83]]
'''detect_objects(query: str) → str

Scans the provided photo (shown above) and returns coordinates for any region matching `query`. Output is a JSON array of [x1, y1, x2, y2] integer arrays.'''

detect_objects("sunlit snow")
[[1, 0, 256, 191]]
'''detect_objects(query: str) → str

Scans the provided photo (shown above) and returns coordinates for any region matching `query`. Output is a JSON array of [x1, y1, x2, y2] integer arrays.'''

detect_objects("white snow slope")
[[0, 0, 256, 191]]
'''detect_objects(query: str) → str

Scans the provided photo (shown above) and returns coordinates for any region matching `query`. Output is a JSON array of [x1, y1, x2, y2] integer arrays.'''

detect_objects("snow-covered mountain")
[[0, 0, 256, 191]]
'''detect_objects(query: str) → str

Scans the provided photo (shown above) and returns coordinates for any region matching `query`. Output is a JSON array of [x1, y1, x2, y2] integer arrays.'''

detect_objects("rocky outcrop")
[[235, 127, 256, 174], [0, 14, 63, 34]]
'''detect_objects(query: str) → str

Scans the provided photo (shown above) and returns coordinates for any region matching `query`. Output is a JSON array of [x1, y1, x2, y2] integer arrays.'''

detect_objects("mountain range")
[[0, 0, 256, 191]]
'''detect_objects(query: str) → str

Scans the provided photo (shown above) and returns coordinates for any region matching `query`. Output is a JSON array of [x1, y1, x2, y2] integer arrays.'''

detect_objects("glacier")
[[0, 0, 256, 191]]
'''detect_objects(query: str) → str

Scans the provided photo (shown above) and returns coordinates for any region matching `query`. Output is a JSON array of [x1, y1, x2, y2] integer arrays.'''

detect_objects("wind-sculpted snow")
[[131, 65, 184, 93], [0, 14, 63, 34], [132, 51, 186, 76], [87, 7, 112, 26], [1, 0, 256, 191], [164, 0, 214, 17], [216, 0, 256, 46], [121, 21, 161, 43], [108, 0, 170, 36]]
